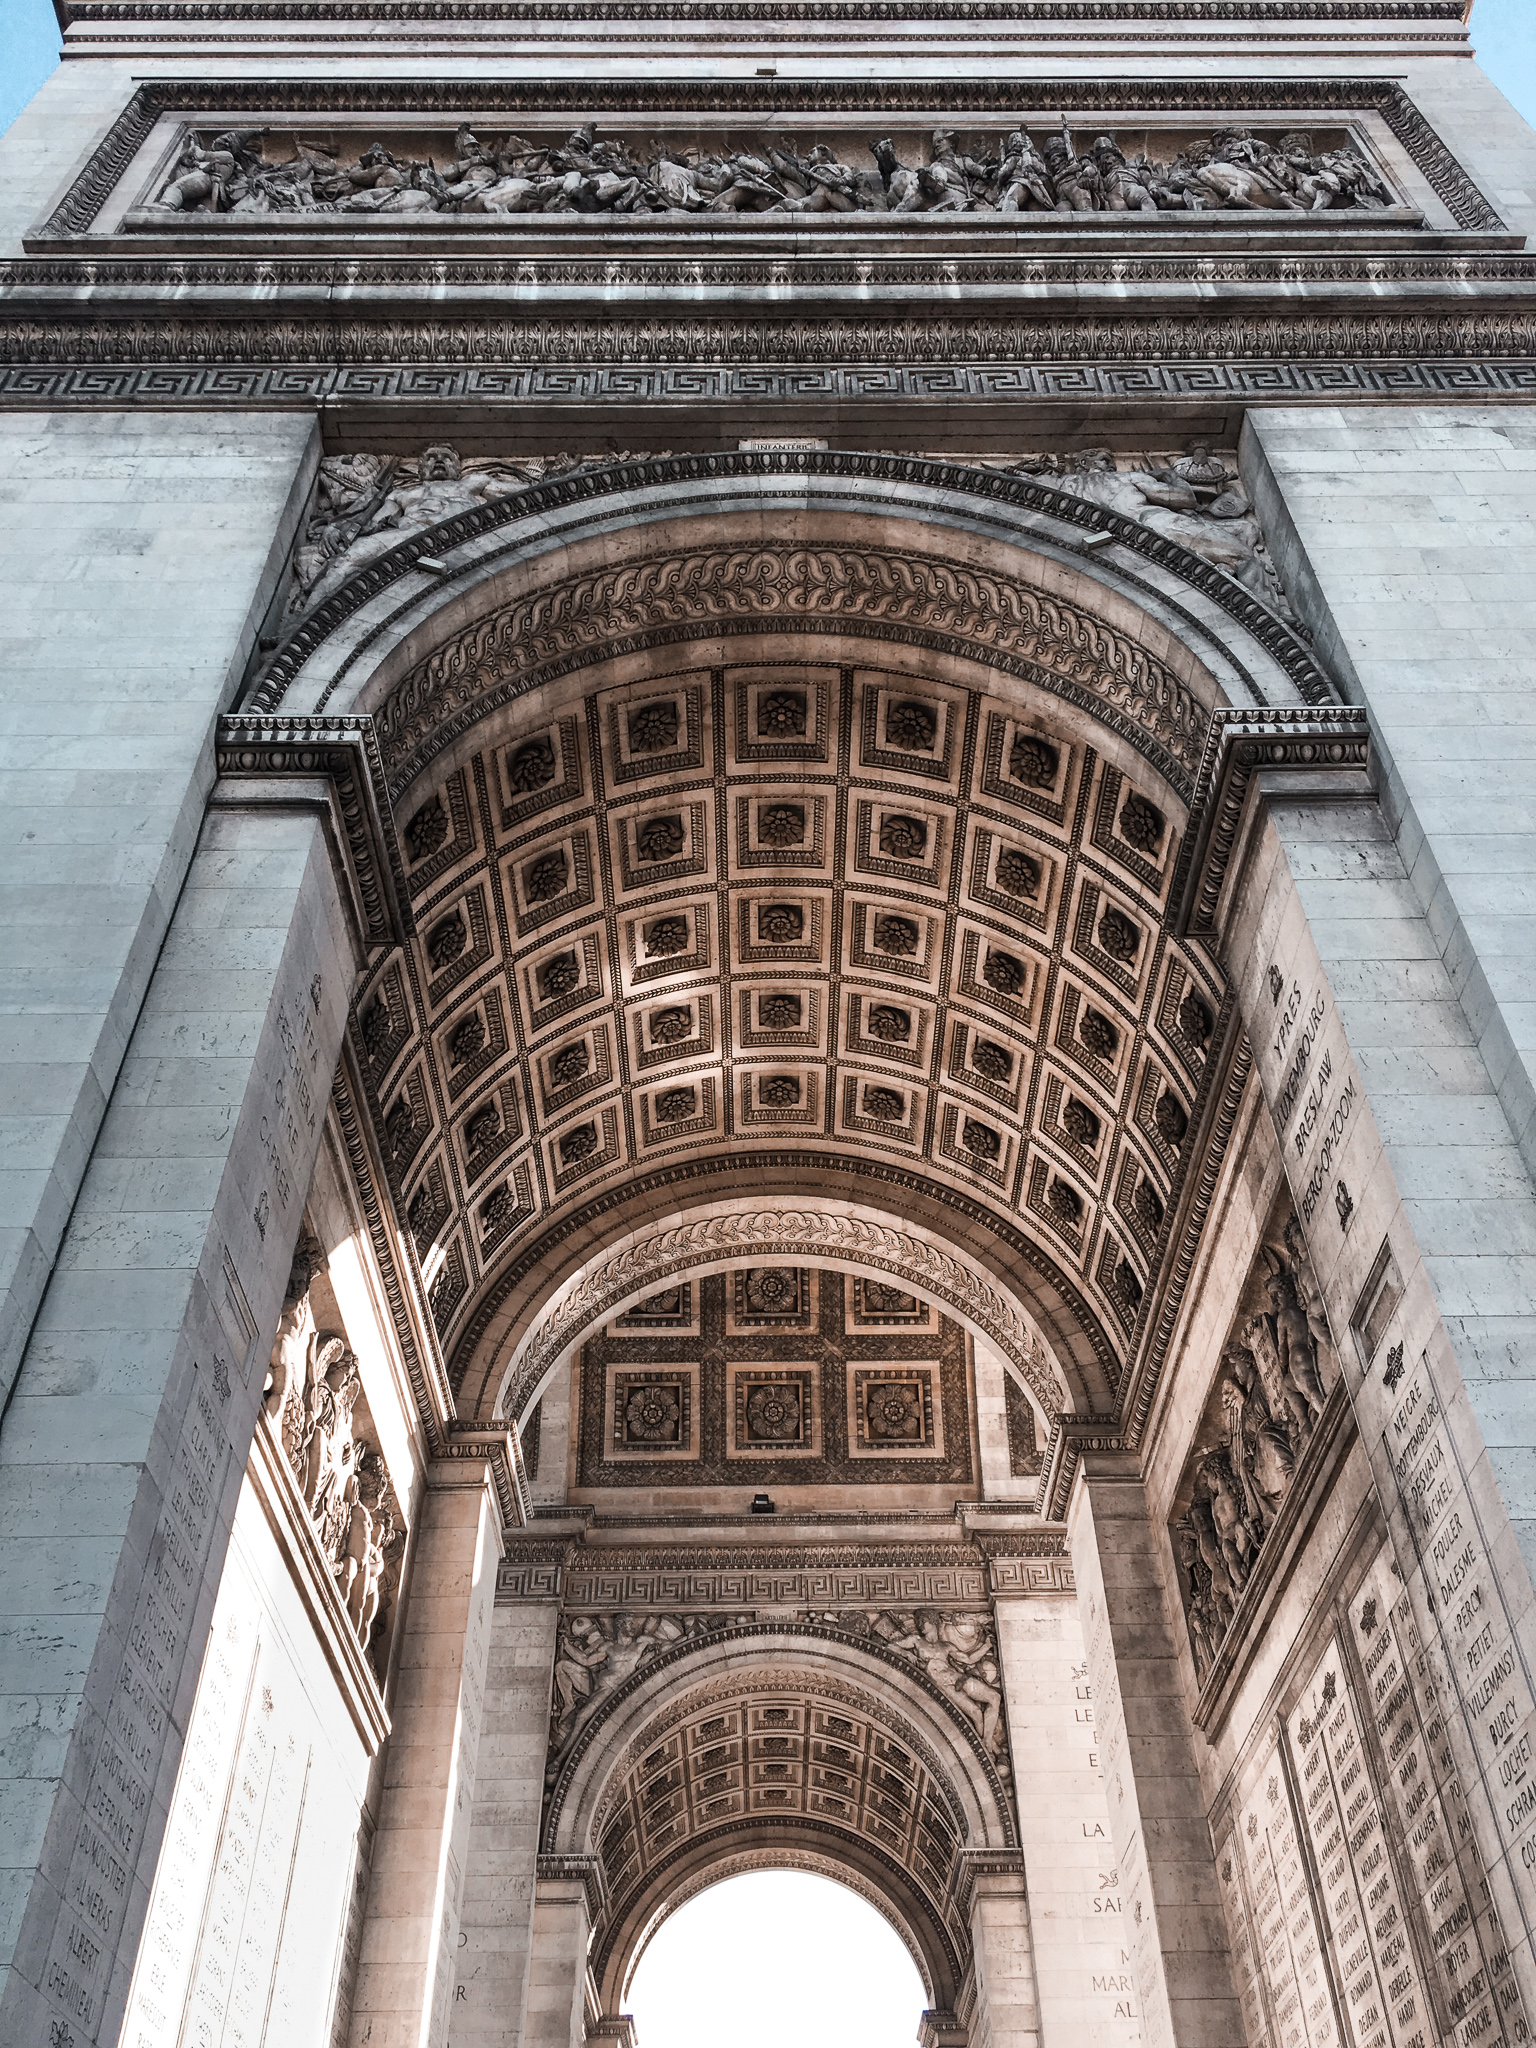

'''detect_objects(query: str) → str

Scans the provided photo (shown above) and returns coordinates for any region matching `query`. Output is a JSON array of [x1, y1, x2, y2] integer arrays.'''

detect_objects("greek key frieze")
[[560, 1566, 989, 1608]]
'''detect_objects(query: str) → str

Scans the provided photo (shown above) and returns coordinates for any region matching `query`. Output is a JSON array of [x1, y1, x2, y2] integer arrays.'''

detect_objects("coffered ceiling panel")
[[350, 638, 1230, 1401]]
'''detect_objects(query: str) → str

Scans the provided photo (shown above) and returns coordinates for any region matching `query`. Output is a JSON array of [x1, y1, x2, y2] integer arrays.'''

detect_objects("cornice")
[[215, 712, 412, 951], [7, 251, 1535, 293], [55, 1, 1473, 21], [1175, 706, 1373, 939], [15, 317, 1534, 371]]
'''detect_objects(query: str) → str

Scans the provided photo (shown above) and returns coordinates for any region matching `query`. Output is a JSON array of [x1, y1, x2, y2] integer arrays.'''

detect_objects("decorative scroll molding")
[[561, 1545, 991, 1610], [535, 1853, 607, 1922], [436, 1421, 529, 1528], [1038, 1413, 1128, 1522], [1176, 707, 1373, 939], [499, 1209, 1064, 1422], [32, 77, 1501, 240], [215, 713, 412, 950], [375, 539, 1209, 789]]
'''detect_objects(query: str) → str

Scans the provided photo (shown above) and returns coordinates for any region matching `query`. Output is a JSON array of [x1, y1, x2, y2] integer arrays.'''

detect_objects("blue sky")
[[2, 0, 1534, 135]]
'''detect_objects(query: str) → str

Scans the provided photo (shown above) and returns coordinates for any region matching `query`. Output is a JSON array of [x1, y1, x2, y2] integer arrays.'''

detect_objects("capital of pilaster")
[[1177, 706, 1372, 944], [535, 1852, 608, 1925], [587, 2017, 638, 2047], [948, 1845, 1029, 1919]]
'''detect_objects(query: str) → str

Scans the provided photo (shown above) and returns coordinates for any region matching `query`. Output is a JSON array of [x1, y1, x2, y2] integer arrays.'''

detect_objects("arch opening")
[[548, 1627, 1020, 2021], [625, 1869, 929, 2048], [323, 471, 1258, 1432]]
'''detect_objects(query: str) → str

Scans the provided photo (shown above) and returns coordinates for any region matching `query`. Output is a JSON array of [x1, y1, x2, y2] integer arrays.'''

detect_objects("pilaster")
[[525, 1857, 605, 2048], [0, 791, 356, 2048], [451, 1545, 567, 2047], [954, 1848, 1039, 2048], [990, 1558, 1142, 2048], [1067, 1457, 1242, 2048], [347, 1456, 503, 2048]]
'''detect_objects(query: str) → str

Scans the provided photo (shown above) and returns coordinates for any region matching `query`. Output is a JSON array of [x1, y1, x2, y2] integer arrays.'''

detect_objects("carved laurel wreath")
[[377, 543, 1209, 782], [499, 1208, 1063, 1424]]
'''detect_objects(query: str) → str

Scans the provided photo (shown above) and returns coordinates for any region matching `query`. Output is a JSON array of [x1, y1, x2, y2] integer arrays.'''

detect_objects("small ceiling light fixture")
[[749, 1492, 777, 1514]]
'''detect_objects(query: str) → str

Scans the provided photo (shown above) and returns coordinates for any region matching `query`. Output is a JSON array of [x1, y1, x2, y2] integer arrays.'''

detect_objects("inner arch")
[[625, 1868, 929, 2043]]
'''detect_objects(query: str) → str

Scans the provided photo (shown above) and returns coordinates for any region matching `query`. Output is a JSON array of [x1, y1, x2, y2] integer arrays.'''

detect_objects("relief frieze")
[[1171, 1192, 1341, 1689], [263, 1235, 407, 1683], [148, 120, 1397, 223]]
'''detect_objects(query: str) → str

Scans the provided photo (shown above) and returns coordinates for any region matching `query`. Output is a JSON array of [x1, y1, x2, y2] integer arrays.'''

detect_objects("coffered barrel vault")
[[255, 458, 1323, 1432]]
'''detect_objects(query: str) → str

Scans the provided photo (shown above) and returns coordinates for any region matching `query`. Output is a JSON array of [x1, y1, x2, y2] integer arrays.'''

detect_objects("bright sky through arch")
[[626, 1870, 928, 2048]]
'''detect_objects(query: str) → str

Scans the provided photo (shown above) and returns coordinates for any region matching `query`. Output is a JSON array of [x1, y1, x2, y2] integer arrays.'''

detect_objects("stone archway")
[[539, 1625, 1023, 2035], [238, 453, 1316, 1452]]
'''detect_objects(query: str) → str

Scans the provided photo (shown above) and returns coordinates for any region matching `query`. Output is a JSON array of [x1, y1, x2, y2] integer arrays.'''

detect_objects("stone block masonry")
[[0, 413, 318, 1414], [0, 791, 356, 2048]]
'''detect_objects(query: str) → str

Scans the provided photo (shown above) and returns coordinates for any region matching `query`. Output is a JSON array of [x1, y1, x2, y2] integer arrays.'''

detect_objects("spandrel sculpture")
[[278, 440, 1296, 627], [154, 119, 1395, 220]]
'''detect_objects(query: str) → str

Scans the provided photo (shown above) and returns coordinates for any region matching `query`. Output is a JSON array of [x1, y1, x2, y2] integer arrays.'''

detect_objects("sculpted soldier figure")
[[157, 118, 1394, 219], [1091, 134, 1158, 212], [1042, 125, 1103, 211], [993, 128, 1055, 212]]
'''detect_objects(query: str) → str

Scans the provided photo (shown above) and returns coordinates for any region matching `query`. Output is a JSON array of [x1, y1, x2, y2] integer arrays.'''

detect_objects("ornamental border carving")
[[559, 1555, 991, 1609], [373, 538, 1211, 795], [457, 1150, 1121, 1416], [987, 1557, 1077, 1594], [496, 1208, 1064, 1424], [34, 76, 1500, 240], [8, 255, 1536, 293], [6, 359, 1535, 417], [54, 2, 1473, 25], [243, 450, 1327, 756]]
